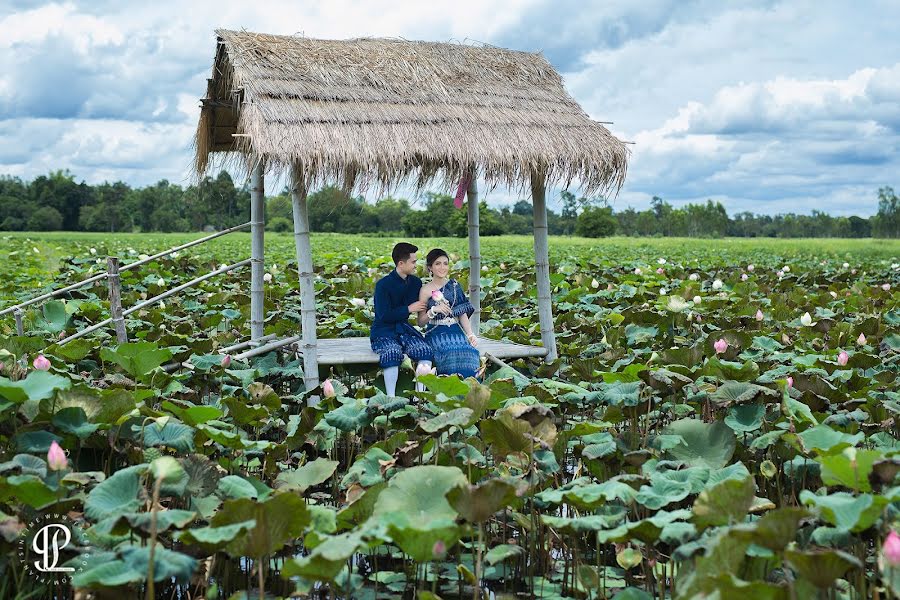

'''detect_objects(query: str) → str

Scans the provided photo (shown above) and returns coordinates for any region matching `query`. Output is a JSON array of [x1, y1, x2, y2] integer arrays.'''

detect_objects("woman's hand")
[[467, 332, 478, 347], [434, 300, 452, 316]]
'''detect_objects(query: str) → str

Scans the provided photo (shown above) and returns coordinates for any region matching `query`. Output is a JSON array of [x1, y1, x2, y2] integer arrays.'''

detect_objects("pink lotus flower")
[[33, 355, 50, 371], [883, 283, 892, 292], [696, 314, 702, 322], [714, 338, 728, 354], [858, 333, 867, 345], [47, 441, 67, 471], [884, 531, 900, 566], [786, 376, 794, 388], [837, 350, 849, 366], [656, 267, 665, 275], [747, 264, 755, 272], [741, 273, 748, 281], [322, 379, 336, 398], [415, 362, 436, 376], [431, 290, 445, 302], [755, 309, 764, 321], [432, 539, 447, 559], [221, 354, 232, 368]]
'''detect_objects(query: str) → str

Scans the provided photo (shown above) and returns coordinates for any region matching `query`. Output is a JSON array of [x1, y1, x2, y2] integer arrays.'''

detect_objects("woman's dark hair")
[[426, 248, 449, 268]]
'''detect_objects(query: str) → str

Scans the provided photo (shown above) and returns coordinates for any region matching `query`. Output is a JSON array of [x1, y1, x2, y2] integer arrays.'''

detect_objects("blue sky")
[[1, 1, 898, 216]]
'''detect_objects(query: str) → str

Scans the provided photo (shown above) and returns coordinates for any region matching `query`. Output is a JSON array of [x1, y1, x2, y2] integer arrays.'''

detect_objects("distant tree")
[[27, 206, 63, 231], [872, 186, 900, 238], [576, 206, 617, 237], [268, 217, 292, 232]]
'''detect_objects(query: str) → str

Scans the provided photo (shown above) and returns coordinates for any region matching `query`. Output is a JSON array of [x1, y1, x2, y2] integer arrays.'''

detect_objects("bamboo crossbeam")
[[220, 333, 278, 354], [231, 335, 302, 361], [0, 221, 251, 317], [57, 259, 251, 345]]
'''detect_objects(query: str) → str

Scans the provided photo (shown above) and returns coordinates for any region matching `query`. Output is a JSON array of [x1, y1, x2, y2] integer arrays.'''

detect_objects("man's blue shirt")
[[370, 269, 422, 339]]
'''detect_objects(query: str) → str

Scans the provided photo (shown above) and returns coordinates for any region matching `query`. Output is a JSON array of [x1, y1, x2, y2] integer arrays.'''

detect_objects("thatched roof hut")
[[194, 29, 630, 403], [196, 29, 628, 195]]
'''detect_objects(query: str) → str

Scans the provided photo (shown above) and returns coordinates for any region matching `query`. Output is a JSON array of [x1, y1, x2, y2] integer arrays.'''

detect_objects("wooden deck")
[[297, 336, 548, 365]]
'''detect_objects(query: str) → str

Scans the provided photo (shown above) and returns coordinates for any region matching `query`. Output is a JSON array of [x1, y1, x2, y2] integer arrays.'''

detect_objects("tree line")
[[1, 170, 898, 238]]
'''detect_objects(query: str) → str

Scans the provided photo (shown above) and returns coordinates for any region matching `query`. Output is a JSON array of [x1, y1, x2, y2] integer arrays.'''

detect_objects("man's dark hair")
[[392, 242, 418, 265]]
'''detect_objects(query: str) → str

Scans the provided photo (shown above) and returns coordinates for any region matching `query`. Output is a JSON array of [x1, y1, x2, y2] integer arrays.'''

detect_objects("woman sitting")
[[416, 248, 481, 379]]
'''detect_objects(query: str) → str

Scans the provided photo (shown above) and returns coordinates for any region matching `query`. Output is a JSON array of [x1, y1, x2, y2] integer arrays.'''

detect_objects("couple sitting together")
[[369, 242, 480, 397]]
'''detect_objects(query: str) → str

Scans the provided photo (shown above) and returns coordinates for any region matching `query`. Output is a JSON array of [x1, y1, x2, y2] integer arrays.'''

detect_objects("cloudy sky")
[[1, 1, 898, 216]]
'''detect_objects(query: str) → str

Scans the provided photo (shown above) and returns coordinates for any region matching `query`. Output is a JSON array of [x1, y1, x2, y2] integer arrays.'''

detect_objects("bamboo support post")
[[250, 161, 265, 341], [290, 164, 321, 405], [530, 169, 558, 362], [106, 257, 128, 344], [466, 168, 481, 334], [13, 309, 23, 335]]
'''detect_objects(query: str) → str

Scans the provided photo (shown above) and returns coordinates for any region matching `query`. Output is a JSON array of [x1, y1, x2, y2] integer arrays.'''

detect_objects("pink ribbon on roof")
[[454, 174, 471, 209]]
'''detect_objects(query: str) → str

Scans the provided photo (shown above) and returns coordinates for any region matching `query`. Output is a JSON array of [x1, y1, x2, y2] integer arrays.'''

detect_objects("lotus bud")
[[712, 279, 723, 290], [714, 338, 728, 354], [159, 301, 166, 310], [851, 269, 857, 274], [660, 288, 668, 295], [756, 309, 764, 321], [843, 262, 850, 268], [591, 278, 599, 289], [656, 267, 665, 275], [857, 333, 867, 345], [883, 531, 900, 566], [482, 265, 488, 271], [171, 251, 179, 258], [221, 354, 232, 368], [696, 314, 702, 321], [415, 362, 432, 376], [431, 290, 445, 302], [786, 376, 793, 388], [89, 247, 97, 255], [657, 258, 666, 265], [689, 273, 699, 281], [500, 262, 506, 270], [263, 273, 272, 283], [351, 298, 366, 308], [747, 264, 754, 272], [883, 283, 892, 291], [830, 291, 838, 298], [837, 350, 849, 366], [47, 441, 67, 471], [156, 277, 165, 286], [693, 295, 702, 304], [783, 265, 790, 272], [634, 268, 642, 275], [33, 354, 50, 371], [432, 540, 447, 559], [32, 247, 39, 253], [741, 273, 748, 281], [800, 312, 813, 326], [322, 379, 336, 398]]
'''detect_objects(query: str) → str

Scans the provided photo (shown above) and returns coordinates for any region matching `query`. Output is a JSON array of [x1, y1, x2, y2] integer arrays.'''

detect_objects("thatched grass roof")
[[195, 29, 629, 196]]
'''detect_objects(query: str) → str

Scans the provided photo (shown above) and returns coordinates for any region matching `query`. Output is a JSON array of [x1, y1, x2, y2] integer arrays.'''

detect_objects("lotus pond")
[[1, 232, 899, 599]]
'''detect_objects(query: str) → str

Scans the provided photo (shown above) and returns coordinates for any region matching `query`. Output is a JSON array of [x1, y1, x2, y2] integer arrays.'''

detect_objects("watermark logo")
[[17, 513, 90, 585]]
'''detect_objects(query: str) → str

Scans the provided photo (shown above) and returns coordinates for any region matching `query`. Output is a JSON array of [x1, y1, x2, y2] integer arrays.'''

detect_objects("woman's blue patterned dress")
[[424, 279, 480, 378]]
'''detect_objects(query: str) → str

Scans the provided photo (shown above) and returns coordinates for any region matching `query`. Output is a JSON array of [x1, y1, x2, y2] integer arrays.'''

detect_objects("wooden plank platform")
[[297, 336, 548, 365]]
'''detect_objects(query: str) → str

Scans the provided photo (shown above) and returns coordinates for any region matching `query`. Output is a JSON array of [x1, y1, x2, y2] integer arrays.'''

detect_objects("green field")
[[0, 232, 899, 599]]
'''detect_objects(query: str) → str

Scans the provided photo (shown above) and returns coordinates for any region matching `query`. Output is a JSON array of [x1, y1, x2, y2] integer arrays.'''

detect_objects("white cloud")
[[0, 0, 898, 217]]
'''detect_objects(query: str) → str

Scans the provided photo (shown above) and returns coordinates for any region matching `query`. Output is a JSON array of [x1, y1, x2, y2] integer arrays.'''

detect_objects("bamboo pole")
[[232, 335, 302, 362], [106, 257, 128, 344], [220, 333, 278, 354], [58, 259, 250, 345], [530, 169, 558, 362], [0, 221, 251, 317], [13, 309, 23, 335], [290, 164, 321, 406], [250, 161, 265, 341], [466, 168, 481, 334]]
